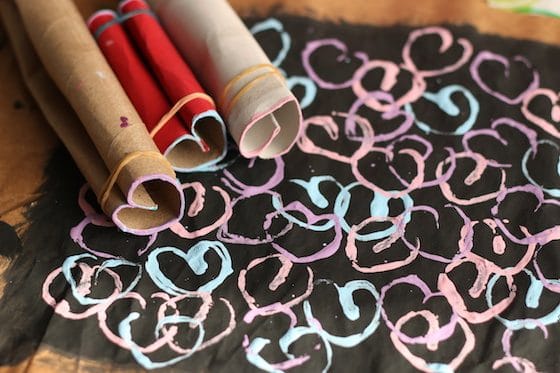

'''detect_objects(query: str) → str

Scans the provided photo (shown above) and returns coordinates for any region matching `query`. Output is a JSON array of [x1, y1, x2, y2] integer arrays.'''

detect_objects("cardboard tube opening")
[[242, 100, 301, 159], [165, 116, 226, 170], [115, 177, 183, 231]]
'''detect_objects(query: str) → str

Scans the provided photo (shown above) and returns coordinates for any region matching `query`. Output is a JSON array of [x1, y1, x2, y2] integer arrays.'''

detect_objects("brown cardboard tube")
[[3, 0, 185, 235]]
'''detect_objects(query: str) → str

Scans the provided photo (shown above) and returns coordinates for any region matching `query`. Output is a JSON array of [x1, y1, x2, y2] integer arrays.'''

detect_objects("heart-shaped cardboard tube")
[[238, 96, 301, 159], [164, 113, 227, 171], [111, 174, 184, 234]]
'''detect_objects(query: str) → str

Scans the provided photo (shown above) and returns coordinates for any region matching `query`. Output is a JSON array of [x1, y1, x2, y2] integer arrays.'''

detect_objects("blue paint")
[[251, 18, 291, 67], [146, 241, 233, 295], [303, 280, 381, 348], [405, 85, 479, 136], [118, 312, 204, 370], [62, 253, 141, 306], [333, 182, 414, 241], [522, 140, 560, 198], [486, 269, 560, 330]]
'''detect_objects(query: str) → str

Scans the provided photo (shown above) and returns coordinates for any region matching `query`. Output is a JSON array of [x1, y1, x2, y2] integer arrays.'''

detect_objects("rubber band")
[[222, 70, 285, 118], [91, 9, 157, 40], [221, 64, 278, 104], [90, 12, 120, 40], [98, 150, 172, 211], [117, 8, 157, 23], [149, 92, 215, 138]]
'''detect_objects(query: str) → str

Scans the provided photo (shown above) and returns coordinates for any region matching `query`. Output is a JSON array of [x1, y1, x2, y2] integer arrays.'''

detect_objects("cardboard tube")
[[9, 0, 185, 235], [148, 0, 303, 159], [87, 10, 188, 155], [88, 7, 227, 172]]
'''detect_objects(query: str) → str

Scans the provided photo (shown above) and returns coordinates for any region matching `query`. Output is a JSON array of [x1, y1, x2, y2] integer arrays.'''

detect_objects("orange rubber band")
[[98, 150, 171, 211], [220, 63, 278, 106], [149, 92, 215, 138], [222, 70, 285, 117]]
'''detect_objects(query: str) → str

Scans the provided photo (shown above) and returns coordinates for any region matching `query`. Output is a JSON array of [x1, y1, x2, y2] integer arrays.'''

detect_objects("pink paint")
[[170, 185, 232, 240], [218, 191, 293, 245], [380, 275, 458, 345], [345, 92, 414, 144], [436, 152, 507, 206], [345, 215, 419, 273], [238, 254, 314, 326], [222, 157, 285, 196], [402, 26, 473, 78], [522, 88, 560, 139], [43, 265, 121, 320], [492, 327, 546, 372], [302, 38, 369, 90], [120, 116, 130, 128], [492, 185, 560, 245], [390, 315, 475, 372], [351, 146, 426, 199], [98, 292, 177, 353], [470, 51, 539, 105], [352, 59, 426, 113], [71, 188, 158, 257], [297, 113, 375, 164], [438, 256, 517, 323], [271, 201, 343, 263]]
